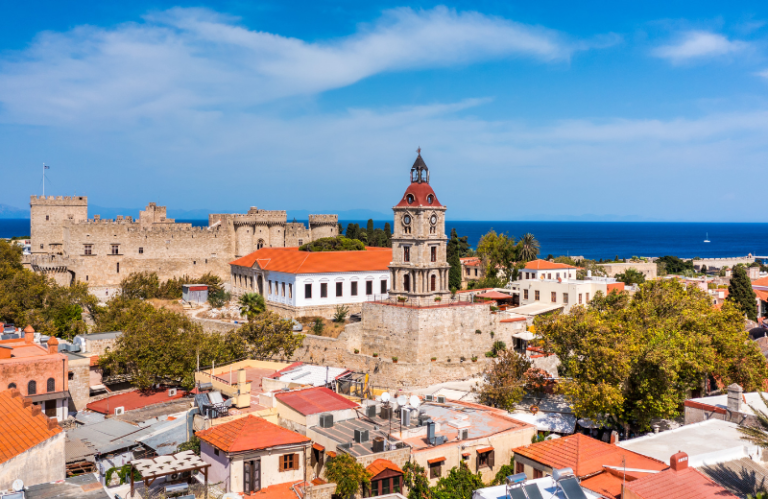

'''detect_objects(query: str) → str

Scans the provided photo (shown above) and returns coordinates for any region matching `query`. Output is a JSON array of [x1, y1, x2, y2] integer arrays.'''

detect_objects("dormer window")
[[406, 194, 414, 204], [427, 194, 434, 204]]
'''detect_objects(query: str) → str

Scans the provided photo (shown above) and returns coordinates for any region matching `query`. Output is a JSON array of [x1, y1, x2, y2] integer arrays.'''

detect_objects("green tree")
[[333, 305, 350, 322], [432, 464, 484, 499], [656, 255, 694, 275], [367, 219, 375, 245], [476, 230, 517, 286], [238, 292, 266, 322], [208, 289, 230, 308], [120, 271, 160, 299], [536, 280, 768, 434], [325, 453, 371, 499], [300, 236, 365, 252], [614, 268, 646, 285], [491, 458, 517, 485], [729, 265, 758, 321], [447, 229, 464, 291], [346, 223, 358, 241], [701, 264, 708, 274], [338, 223, 344, 235], [403, 461, 431, 499], [236, 311, 305, 359], [473, 348, 531, 411], [311, 318, 325, 335], [384, 222, 392, 247], [176, 436, 201, 455], [517, 233, 540, 262]]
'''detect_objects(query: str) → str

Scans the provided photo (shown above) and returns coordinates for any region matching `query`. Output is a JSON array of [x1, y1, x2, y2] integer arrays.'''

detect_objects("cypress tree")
[[366, 219, 375, 246], [338, 223, 344, 236], [728, 265, 758, 321], [447, 230, 463, 290], [384, 223, 392, 247], [345, 223, 357, 241]]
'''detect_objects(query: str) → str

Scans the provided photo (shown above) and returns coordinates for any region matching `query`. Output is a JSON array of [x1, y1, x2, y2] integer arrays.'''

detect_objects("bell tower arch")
[[388, 152, 451, 305]]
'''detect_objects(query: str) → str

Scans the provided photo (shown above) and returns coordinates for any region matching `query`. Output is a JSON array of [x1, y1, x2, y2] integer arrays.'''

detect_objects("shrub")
[[333, 305, 350, 322], [354, 349, 360, 354], [491, 341, 507, 356], [208, 289, 230, 308], [373, 353, 379, 357], [431, 357, 437, 361], [300, 236, 365, 252], [311, 320, 325, 336], [475, 329, 482, 334]]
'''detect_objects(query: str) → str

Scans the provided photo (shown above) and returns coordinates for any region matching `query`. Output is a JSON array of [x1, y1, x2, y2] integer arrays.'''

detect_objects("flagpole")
[[43, 163, 45, 197]]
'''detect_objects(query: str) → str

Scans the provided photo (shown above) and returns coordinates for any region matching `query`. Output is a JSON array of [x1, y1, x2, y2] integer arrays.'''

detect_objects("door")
[[44, 400, 57, 418], [244, 459, 261, 493]]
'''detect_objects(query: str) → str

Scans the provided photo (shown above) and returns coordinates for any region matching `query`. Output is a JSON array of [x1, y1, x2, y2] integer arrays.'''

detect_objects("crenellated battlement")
[[309, 214, 338, 225], [30, 195, 88, 205]]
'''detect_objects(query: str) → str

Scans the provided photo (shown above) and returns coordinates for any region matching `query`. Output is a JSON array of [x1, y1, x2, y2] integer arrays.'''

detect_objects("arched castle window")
[[257, 239, 265, 250], [8, 383, 16, 390], [431, 274, 436, 292], [47, 378, 55, 392], [28, 380, 37, 395]]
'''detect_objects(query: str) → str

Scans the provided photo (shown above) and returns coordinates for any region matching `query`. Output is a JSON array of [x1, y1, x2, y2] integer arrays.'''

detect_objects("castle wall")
[[30, 196, 88, 255]]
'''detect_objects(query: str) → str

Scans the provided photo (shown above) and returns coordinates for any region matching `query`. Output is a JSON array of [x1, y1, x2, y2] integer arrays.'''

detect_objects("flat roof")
[[77, 331, 122, 340], [687, 392, 768, 417], [473, 477, 602, 499], [618, 419, 760, 466], [507, 410, 576, 434], [25, 473, 110, 499], [311, 415, 407, 457], [270, 364, 351, 387], [275, 387, 360, 415], [508, 303, 565, 316]]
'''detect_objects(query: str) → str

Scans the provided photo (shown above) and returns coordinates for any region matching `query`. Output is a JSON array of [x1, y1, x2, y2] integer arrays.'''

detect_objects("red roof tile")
[[476, 291, 513, 300], [512, 434, 667, 478], [367, 459, 404, 477], [524, 260, 578, 270], [427, 457, 446, 464], [477, 446, 494, 454], [198, 414, 309, 452], [580, 468, 648, 499], [312, 443, 325, 451], [230, 247, 392, 274], [753, 276, 768, 287], [244, 481, 303, 499], [0, 389, 62, 465], [623, 467, 739, 499], [275, 387, 360, 415], [86, 388, 186, 414], [500, 317, 527, 323], [395, 181, 442, 208]]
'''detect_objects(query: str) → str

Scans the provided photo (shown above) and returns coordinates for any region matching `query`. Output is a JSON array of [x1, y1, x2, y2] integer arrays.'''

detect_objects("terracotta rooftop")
[[0, 388, 62, 465], [86, 388, 186, 414], [512, 433, 667, 478], [395, 178, 441, 208], [275, 387, 359, 415], [580, 468, 649, 499], [243, 480, 305, 499], [229, 246, 392, 274], [623, 466, 739, 499], [198, 414, 309, 453], [524, 259, 578, 270], [367, 459, 403, 477]]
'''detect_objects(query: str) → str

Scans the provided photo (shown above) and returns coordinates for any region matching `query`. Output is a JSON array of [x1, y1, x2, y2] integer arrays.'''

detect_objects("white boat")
[[704, 232, 710, 243]]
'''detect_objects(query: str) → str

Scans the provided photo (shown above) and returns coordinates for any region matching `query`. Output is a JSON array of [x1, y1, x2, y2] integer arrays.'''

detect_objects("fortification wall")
[[285, 223, 311, 247], [309, 215, 338, 240], [30, 195, 88, 255]]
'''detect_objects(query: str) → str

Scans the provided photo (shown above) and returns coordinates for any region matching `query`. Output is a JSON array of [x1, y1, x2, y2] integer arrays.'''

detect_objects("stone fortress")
[[27, 196, 337, 288]]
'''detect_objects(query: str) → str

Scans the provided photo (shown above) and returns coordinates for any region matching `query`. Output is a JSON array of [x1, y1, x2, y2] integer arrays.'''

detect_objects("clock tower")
[[388, 152, 451, 305]]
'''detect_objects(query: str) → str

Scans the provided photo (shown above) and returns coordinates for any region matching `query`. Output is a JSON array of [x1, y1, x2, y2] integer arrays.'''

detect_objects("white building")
[[230, 247, 392, 318], [519, 259, 579, 281]]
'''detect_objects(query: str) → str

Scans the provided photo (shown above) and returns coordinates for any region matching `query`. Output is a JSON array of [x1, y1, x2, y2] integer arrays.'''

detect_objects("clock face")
[[403, 215, 411, 225], [430, 215, 437, 224]]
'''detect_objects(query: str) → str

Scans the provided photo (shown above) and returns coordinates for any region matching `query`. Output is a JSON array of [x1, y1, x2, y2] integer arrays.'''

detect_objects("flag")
[[44, 165, 50, 169]]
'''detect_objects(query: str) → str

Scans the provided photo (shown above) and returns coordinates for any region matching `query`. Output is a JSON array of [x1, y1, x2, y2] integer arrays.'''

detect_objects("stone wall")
[[598, 262, 658, 280], [30, 195, 88, 255], [68, 357, 91, 410], [0, 431, 65, 489]]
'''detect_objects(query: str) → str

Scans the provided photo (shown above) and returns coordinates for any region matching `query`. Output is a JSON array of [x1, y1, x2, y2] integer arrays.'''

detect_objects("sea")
[[3, 219, 767, 261]]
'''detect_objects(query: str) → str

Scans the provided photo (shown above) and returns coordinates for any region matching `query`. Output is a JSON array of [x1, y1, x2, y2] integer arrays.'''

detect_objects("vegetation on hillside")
[[119, 270, 223, 300], [341, 219, 391, 247]]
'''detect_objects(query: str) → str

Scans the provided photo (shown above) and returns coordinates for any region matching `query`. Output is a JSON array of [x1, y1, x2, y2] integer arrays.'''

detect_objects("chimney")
[[24, 324, 35, 344], [48, 417, 60, 430], [669, 451, 688, 472], [727, 384, 743, 413], [23, 398, 32, 408], [30, 404, 42, 417], [47, 337, 59, 355], [610, 430, 619, 445]]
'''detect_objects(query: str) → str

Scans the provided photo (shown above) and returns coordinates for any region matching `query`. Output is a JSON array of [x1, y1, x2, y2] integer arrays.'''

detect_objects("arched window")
[[8, 383, 16, 390], [47, 378, 55, 393], [257, 239, 265, 250], [404, 274, 410, 292], [28, 380, 37, 395], [431, 274, 436, 292]]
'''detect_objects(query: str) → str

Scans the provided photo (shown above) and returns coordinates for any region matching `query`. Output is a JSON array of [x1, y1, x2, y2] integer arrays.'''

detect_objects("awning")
[[461, 452, 471, 458], [428, 457, 446, 464], [27, 390, 69, 402], [312, 443, 325, 452], [476, 291, 513, 300], [512, 331, 537, 341], [477, 446, 494, 454], [326, 451, 337, 458]]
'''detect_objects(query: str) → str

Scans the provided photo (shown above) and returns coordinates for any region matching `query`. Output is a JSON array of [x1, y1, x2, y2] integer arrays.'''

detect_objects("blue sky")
[[2, 1, 768, 221]]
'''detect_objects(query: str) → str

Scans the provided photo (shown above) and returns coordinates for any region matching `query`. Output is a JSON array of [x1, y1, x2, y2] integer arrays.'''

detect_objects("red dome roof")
[[395, 182, 441, 208]]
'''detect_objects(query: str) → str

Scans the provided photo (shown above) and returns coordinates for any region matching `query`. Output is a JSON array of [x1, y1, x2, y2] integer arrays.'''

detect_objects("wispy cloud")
[[652, 30, 750, 63], [0, 6, 594, 125]]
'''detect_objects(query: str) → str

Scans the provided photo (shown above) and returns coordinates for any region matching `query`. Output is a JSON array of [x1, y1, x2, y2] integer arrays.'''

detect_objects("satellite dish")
[[12, 479, 23, 492], [397, 395, 408, 406], [381, 392, 391, 403], [409, 395, 421, 408]]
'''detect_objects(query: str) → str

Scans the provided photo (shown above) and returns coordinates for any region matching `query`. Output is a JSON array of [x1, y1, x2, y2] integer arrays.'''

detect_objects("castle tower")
[[30, 195, 88, 255], [388, 153, 451, 305]]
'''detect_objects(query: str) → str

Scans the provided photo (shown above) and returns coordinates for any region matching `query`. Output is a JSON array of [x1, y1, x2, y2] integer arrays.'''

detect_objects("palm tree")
[[739, 393, 768, 449], [518, 233, 540, 262], [238, 292, 265, 322]]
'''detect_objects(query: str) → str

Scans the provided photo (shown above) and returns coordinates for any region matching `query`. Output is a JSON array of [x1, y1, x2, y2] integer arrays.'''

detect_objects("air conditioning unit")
[[114, 407, 125, 416], [319, 413, 334, 428], [372, 437, 386, 453], [436, 395, 446, 404], [459, 429, 469, 440], [168, 388, 177, 397], [338, 442, 353, 451], [424, 395, 434, 402], [365, 405, 376, 418], [401, 408, 411, 426], [380, 406, 392, 420], [354, 429, 369, 443]]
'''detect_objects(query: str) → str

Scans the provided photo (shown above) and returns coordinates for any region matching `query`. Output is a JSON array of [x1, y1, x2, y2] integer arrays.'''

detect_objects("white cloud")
[[0, 6, 587, 125], [652, 30, 749, 63]]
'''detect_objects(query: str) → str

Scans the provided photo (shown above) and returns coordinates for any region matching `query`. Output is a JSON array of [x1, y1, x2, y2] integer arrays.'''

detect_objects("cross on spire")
[[417, 147, 421, 156]]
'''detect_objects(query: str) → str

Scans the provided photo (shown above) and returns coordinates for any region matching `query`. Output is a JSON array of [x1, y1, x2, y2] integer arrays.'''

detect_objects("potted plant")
[[354, 349, 360, 354], [392, 357, 399, 363], [431, 357, 437, 362], [472, 356, 478, 362], [434, 297, 442, 302], [397, 296, 408, 303], [490, 331, 495, 338], [373, 353, 379, 358]]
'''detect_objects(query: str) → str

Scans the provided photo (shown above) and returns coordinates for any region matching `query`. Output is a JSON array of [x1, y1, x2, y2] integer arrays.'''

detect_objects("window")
[[257, 239, 265, 250], [381, 280, 387, 294], [305, 284, 312, 299], [534, 290, 540, 301], [8, 383, 16, 389], [430, 462, 442, 478], [298, 239, 303, 246], [269, 280, 273, 294], [551, 292, 557, 303], [533, 469, 543, 479], [579, 293, 583, 304], [431, 247, 437, 262], [351, 282, 358, 296], [547, 273, 551, 279], [28, 380, 37, 395], [111, 244, 119, 255], [138, 247, 144, 254], [47, 378, 55, 393], [404, 246, 410, 262], [84, 244, 93, 255], [477, 450, 495, 469], [86, 275, 88, 281], [280, 453, 298, 471], [404, 274, 410, 292], [46, 215, 49, 221], [586, 293, 590, 302], [44, 400, 56, 417], [289, 284, 292, 298], [523, 289, 529, 300], [431, 274, 436, 292], [474, 269, 478, 277], [116, 262, 119, 273], [563, 293, 569, 304], [366, 281, 373, 295], [320, 283, 328, 298], [282, 282, 285, 297], [516, 462, 524, 474], [336, 282, 343, 297], [214, 448, 219, 456], [68, 371, 74, 381], [466, 268, 470, 276]]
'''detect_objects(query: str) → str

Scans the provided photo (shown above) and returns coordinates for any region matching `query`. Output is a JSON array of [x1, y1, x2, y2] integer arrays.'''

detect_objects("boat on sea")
[[704, 232, 710, 243]]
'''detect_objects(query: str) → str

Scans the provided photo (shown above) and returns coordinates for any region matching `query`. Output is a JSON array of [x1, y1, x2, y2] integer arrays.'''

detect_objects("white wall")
[[265, 270, 390, 309], [519, 268, 576, 281], [513, 280, 608, 312]]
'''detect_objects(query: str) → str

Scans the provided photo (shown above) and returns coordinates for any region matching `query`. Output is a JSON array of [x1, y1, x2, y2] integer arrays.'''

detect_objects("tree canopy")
[[447, 228, 469, 290], [473, 347, 531, 411], [299, 236, 365, 252], [614, 268, 646, 285], [656, 255, 695, 275], [476, 230, 517, 288], [325, 453, 371, 499], [536, 280, 768, 434], [729, 265, 758, 321], [238, 292, 266, 322], [120, 270, 223, 299]]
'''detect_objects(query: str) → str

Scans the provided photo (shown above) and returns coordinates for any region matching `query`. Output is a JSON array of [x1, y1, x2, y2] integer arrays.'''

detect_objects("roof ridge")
[[295, 252, 311, 273]]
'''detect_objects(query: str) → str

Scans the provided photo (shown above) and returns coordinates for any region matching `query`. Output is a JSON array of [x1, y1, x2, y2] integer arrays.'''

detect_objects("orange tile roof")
[[580, 468, 648, 499], [198, 414, 309, 453], [756, 290, 768, 302], [500, 317, 527, 323], [427, 457, 446, 464], [753, 276, 768, 287], [367, 459, 404, 476], [0, 388, 62, 465], [230, 247, 392, 274], [623, 467, 738, 499], [512, 434, 667, 478], [461, 257, 482, 267], [244, 481, 303, 499], [477, 446, 494, 454], [524, 259, 578, 270], [326, 451, 337, 458]]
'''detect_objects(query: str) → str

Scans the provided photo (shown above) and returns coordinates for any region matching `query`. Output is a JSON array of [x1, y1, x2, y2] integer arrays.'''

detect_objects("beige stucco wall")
[[599, 262, 657, 280], [68, 356, 91, 409], [0, 431, 65, 489]]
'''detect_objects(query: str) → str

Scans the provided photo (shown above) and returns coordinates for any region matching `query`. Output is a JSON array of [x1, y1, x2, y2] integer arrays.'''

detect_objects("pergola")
[[130, 450, 211, 499]]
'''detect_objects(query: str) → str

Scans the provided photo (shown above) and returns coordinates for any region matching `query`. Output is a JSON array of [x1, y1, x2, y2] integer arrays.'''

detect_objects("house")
[[519, 259, 579, 281], [197, 414, 311, 494], [508, 271, 624, 313], [0, 388, 65, 490], [683, 383, 768, 427], [623, 452, 738, 499], [0, 326, 71, 421], [274, 386, 360, 435], [460, 257, 485, 287], [229, 246, 392, 319], [598, 261, 658, 280], [364, 459, 405, 497], [512, 433, 667, 499], [753, 276, 768, 318]]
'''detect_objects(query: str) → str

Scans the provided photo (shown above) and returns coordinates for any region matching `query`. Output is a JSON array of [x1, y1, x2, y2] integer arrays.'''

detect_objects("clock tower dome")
[[388, 152, 451, 305]]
